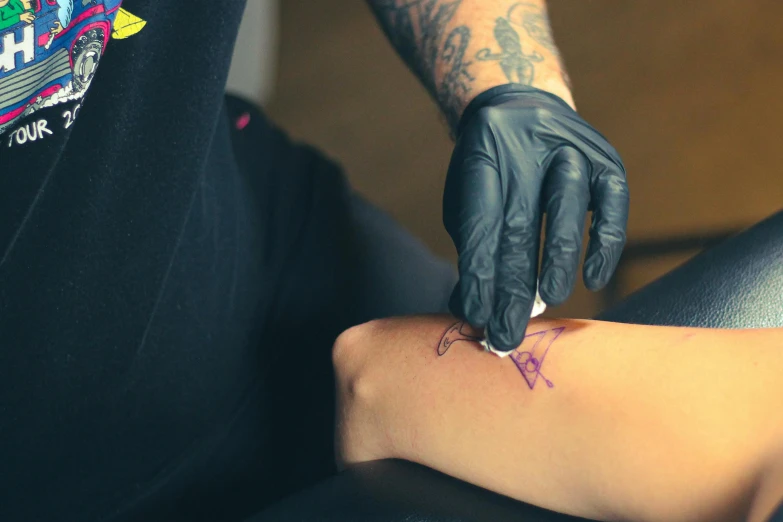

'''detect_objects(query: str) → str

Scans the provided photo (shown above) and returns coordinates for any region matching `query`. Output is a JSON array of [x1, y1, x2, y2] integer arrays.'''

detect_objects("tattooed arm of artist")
[[366, 0, 575, 130], [333, 315, 783, 522]]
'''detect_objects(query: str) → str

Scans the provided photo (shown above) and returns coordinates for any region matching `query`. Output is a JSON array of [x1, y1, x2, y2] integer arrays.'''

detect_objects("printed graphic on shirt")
[[111, 6, 144, 39], [0, 0, 145, 136]]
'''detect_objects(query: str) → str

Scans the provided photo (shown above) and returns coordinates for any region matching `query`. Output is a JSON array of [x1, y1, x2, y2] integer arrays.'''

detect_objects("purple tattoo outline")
[[436, 321, 565, 390], [510, 327, 564, 389]]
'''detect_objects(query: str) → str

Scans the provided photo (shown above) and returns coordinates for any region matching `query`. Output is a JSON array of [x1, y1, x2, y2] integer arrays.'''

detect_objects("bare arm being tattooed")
[[367, 0, 574, 130], [333, 316, 783, 522]]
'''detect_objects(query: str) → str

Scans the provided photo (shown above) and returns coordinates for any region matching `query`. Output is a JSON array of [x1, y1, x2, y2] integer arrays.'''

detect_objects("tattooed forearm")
[[476, 15, 543, 85], [508, 2, 572, 88], [437, 320, 563, 390], [368, 0, 474, 130], [510, 2, 557, 52], [368, 1, 574, 129], [477, 2, 570, 87]]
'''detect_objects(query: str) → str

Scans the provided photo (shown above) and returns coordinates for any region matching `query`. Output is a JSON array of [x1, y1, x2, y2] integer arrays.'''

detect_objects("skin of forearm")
[[333, 316, 783, 522], [366, 0, 575, 132]]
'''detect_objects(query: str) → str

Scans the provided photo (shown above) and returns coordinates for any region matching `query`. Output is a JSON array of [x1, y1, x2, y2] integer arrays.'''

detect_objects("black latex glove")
[[443, 84, 629, 352]]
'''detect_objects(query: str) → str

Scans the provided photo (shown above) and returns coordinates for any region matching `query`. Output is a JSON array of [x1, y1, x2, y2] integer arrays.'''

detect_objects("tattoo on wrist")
[[369, 0, 474, 130], [477, 2, 572, 89], [437, 320, 563, 390]]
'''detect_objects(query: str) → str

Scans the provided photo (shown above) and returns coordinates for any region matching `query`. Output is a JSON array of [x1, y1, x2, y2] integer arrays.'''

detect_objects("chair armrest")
[[597, 208, 783, 328], [249, 459, 587, 522]]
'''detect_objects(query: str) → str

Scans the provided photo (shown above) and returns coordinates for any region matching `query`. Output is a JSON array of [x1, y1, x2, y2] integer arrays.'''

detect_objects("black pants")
[[348, 193, 457, 320], [254, 180, 458, 513], [164, 98, 458, 522]]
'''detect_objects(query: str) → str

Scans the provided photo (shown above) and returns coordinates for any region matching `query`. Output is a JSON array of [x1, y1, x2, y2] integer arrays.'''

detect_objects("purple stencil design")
[[510, 327, 564, 389]]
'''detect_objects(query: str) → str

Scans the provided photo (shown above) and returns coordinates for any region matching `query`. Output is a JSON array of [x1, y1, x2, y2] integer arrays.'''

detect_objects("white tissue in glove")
[[480, 290, 546, 358]]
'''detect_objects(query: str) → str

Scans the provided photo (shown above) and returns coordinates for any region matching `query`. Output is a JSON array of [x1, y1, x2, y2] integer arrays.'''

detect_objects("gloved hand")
[[443, 84, 629, 352]]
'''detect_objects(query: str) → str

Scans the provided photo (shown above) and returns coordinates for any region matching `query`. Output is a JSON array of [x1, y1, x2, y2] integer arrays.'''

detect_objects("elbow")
[[333, 322, 380, 404], [332, 321, 388, 469]]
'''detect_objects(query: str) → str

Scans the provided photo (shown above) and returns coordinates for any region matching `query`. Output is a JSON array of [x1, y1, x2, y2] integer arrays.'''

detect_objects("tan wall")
[[267, 0, 783, 318]]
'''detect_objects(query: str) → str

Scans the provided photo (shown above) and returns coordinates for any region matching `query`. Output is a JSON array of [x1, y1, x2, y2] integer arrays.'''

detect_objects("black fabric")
[[1, 3, 266, 519], [250, 459, 590, 522], [0, 2, 457, 521], [349, 195, 456, 320], [597, 209, 783, 328], [770, 501, 783, 522]]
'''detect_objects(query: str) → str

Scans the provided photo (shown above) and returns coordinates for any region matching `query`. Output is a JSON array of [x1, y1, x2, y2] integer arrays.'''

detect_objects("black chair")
[[250, 209, 783, 522]]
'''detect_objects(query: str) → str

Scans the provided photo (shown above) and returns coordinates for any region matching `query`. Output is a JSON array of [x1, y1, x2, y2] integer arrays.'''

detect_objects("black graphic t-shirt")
[[0, 2, 354, 521]]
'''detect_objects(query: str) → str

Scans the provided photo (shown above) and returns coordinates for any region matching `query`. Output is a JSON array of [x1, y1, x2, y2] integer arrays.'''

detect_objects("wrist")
[[455, 82, 576, 138], [448, 74, 574, 138], [463, 74, 575, 114]]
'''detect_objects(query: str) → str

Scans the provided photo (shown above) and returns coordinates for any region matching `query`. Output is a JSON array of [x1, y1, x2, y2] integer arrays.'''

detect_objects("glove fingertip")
[[582, 256, 603, 290], [583, 250, 621, 291], [539, 267, 572, 306], [488, 313, 530, 353]]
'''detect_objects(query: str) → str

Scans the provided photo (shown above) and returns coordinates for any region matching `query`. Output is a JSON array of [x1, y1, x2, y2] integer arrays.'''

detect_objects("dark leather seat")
[[250, 209, 783, 522]]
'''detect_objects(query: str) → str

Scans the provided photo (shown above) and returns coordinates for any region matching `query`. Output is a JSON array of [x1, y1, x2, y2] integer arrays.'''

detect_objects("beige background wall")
[[266, 0, 783, 318]]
